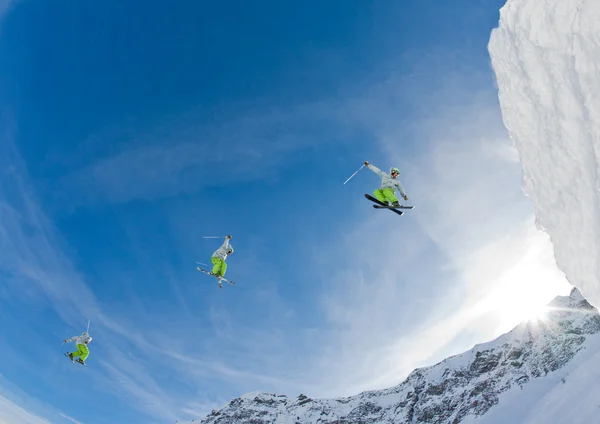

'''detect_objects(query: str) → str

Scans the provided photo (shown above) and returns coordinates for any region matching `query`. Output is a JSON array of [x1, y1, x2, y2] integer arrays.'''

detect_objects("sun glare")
[[496, 302, 550, 332], [524, 304, 549, 322]]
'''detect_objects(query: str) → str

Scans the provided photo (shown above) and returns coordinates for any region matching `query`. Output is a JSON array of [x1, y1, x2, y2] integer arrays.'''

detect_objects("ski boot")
[[67, 352, 74, 362], [391, 201, 400, 207], [76, 358, 86, 366]]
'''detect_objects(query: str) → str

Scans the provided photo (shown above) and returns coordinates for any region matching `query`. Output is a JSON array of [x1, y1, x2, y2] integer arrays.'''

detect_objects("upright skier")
[[211, 235, 234, 281], [64, 331, 92, 365], [364, 161, 408, 206]]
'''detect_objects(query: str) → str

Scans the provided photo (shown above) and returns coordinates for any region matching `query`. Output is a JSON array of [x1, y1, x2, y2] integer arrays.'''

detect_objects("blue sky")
[[0, 1, 572, 423]]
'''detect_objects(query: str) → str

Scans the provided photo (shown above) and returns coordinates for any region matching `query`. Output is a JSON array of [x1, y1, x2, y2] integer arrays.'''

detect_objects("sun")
[[523, 304, 549, 322], [486, 294, 552, 333]]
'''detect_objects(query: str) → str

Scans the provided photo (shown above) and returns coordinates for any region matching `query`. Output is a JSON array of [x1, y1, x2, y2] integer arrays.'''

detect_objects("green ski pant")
[[71, 344, 89, 361], [374, 188, 398, 203], [211, 257, 227, 277]]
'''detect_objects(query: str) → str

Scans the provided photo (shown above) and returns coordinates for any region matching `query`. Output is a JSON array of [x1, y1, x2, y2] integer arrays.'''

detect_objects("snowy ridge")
[[488, 0, 600, 308], [186, 289, 600, 424]]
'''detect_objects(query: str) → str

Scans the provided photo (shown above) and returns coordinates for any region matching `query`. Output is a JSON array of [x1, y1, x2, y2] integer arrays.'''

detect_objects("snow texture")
[[185, 290, 600, 424], [489, 0, 600, 308]]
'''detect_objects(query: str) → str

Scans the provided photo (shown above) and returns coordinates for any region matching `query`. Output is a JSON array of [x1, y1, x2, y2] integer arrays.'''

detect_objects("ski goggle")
[[391, 168, 400, 174]]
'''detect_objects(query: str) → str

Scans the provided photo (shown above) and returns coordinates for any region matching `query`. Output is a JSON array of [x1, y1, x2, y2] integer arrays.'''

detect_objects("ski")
[[365, 194, 414, 209], [364, 194, 405, 216], [197, 267, 236, 286], [372, 204, 414, 210]]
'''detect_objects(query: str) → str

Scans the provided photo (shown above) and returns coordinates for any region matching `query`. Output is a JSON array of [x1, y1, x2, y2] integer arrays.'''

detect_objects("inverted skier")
[[364, 161, 408, 206], [210, 235, 234, 285], [64, 331, 92, 365]]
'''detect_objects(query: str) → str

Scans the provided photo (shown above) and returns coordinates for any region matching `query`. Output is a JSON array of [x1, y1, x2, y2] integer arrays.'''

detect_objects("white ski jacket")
[[66, 332, 92, 346], [212, 238, 234, 261], [367, 164, 407, 197]]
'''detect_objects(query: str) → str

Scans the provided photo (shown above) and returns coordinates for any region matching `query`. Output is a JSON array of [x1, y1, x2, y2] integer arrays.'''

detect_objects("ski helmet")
[[390, 167, 400, 175]]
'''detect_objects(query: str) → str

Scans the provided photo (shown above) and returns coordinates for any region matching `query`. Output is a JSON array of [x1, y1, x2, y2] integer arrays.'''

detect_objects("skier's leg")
[[373, 189, 388, 203], [382, 188, 398, 203], [211, 257, 222, 275], [220, 261, 228, 277], [79, 344, 90, 361], [72, 344, 84, 358]]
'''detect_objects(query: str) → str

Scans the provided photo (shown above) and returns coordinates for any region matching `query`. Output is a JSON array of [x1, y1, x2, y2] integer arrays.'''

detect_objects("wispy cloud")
[[100, 357, 183, 422], [58, 413, 82, 424], [56, 102, 356, 206], [0, 374, 77, 424], [0, 395, 51, 424]]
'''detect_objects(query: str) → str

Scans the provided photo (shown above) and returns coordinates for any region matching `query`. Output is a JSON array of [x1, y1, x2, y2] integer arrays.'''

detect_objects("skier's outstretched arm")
[[364, 161, 386, 178], [395, 180, 408, 199], [220, 235, 231, 249], [63, 336, 76, 343]]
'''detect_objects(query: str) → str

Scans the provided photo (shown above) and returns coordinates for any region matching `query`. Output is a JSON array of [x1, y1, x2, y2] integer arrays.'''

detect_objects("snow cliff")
[[489, 0, 600, 308]]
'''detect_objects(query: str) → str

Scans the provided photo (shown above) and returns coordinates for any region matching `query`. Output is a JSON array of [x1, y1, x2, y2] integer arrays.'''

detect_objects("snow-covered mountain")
[[188, 289, 599, 424]]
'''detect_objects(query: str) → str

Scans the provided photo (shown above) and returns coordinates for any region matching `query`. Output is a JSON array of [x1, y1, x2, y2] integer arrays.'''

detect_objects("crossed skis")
[[196, 265, 236, 288], [364, 194, 414, 217]]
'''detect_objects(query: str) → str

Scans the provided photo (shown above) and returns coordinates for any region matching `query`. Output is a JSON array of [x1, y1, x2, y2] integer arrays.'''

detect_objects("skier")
[[211, 235, 234, 281], [64, 331, 92, 365], [364, 161, 408, 206]]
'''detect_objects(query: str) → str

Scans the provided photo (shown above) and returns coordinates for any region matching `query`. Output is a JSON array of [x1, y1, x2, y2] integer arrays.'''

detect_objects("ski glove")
[[364, 161, 369, 166], [402, 194, 409, 201]]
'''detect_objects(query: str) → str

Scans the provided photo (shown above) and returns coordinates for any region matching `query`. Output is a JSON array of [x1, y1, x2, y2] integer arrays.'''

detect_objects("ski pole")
[[343, 164, 365, 185], [201, 236, 227, 239]]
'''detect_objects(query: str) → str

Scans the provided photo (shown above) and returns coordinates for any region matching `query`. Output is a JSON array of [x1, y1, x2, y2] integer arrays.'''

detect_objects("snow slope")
[[464, 291, 600, 424], [489, 0, 600, 308], [187, 289, 600, 424]]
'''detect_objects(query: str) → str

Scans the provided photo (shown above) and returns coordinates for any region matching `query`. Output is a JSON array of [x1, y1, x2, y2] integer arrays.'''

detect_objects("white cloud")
[[0, 396, 51, 424], [56, 102, 356, 205], [0, 374, 76, 424], [58, 413, 82, 424], [99, 357, 183, 422]]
